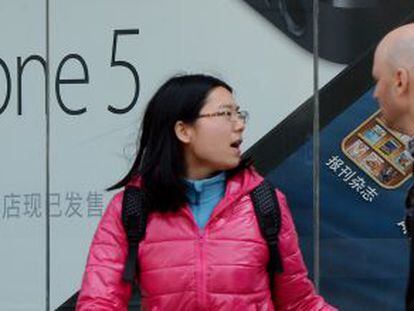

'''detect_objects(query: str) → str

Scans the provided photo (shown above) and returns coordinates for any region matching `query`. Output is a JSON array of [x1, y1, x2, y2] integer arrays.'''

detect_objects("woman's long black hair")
[[108, 74, 251, 213]]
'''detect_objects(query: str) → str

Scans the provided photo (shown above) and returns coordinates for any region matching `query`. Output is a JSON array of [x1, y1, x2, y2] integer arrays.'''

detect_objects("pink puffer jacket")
[[77, 167, 337, 310]]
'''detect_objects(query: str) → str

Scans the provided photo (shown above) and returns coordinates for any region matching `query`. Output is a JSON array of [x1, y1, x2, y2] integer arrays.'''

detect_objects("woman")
[[76, 74, 336, 310]]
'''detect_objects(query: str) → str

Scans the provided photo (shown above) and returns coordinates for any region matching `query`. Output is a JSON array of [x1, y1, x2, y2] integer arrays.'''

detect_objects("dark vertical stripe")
[[45, 0, 50, 310], [313, 0, 320, 293]]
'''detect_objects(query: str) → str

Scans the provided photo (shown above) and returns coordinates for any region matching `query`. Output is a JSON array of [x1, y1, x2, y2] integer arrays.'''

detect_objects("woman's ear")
[[174, 120, 192, 144]]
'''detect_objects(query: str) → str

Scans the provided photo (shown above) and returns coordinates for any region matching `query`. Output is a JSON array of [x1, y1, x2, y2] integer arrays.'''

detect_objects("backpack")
[[122, 179, 283, 285]]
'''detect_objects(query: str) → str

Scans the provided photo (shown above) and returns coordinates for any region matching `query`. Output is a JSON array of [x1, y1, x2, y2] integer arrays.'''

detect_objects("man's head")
[[373, 23, 414, 136]]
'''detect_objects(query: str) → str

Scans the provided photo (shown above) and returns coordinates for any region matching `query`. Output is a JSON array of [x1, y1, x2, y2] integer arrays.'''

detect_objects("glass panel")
[[0, 1, 47, 310], [243, 0, 319, 291], [318, 1, 414, 310], [52, 0, 319, 309], [49, 1, 152, 309]]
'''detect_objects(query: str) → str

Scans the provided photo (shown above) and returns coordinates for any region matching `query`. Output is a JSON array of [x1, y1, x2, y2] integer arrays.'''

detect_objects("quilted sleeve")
[[272, 190, 337, 311], [76, 191, 132, 311]]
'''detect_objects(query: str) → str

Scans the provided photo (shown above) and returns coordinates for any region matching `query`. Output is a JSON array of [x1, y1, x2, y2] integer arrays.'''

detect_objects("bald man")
[[373, 23, 414, 310], [373, 23, 414, 135]]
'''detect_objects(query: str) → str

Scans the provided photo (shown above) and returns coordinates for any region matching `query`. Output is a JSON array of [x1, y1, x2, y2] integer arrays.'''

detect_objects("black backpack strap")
[[250, 180, 283, 275], [121, 186, 148, 283]]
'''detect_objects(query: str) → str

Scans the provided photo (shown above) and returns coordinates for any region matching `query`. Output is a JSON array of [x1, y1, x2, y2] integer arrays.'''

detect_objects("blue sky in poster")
[[267, 89, 409, 310]]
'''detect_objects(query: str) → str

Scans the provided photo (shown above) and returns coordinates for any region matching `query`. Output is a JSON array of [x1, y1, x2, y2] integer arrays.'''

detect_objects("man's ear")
[[395, 67, 409, 96], [174, 120, 192, 144]]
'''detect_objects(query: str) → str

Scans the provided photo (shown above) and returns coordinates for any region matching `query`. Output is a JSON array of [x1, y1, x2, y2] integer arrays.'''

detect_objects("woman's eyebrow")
[[218, 103, 240, 110]]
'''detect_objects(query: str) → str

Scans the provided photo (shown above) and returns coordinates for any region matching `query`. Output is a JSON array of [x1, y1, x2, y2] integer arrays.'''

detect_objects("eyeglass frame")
[[196, 109, 249, 123]]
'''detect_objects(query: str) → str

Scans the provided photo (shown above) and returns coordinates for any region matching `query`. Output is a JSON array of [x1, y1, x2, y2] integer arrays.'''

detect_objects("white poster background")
[[0, 0, 343, 309], [0, 1, 47, 310]]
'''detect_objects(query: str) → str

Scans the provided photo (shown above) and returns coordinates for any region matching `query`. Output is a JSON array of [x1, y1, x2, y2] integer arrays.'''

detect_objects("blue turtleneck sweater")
[[184, 172, 226, 229]]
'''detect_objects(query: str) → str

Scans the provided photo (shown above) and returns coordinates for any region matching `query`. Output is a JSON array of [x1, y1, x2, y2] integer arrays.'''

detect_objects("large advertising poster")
[[265, 89, 409, 310], [2, 1, 414, 310], [1, 1, 333, 310], [247, 7, 414, 310]]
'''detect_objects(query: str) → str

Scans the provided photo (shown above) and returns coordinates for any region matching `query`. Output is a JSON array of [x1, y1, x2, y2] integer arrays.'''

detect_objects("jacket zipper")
[[197, 229, 206, 310]]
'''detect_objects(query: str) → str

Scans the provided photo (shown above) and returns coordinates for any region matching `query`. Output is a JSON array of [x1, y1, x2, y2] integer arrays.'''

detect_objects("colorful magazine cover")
[[393, 150, 412, 171], [379, 138, 400, 156], [362, 124, 386, 145], [346, 139, 369, 159], [360, 152, 385, 177]]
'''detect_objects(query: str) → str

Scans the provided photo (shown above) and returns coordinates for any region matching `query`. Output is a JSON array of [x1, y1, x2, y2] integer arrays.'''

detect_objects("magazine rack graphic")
[[342, 110, 413, 189]]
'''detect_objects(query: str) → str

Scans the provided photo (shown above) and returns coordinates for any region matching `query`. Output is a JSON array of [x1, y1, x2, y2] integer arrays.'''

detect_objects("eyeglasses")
[[197, 110, 249, 123]]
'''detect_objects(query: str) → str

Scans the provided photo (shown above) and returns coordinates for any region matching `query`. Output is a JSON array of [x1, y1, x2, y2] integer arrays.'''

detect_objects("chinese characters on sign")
[[1, 191, 105, 220], [326, 155, 379, 202], [397, 220, 407, 235]]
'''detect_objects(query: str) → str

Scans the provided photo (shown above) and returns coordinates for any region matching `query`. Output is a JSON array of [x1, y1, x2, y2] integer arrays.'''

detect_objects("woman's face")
[[177, 86, 246, 179]]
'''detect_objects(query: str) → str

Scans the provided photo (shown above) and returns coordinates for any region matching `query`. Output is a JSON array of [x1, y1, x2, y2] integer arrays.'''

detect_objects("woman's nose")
[[234, 118, 246, 132]]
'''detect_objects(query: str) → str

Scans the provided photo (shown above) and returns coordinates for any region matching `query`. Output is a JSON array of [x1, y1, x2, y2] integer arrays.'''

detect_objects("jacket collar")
[[126, 166, 264, 219], [200, 166, 264, 225], [184, 172, 226, 205]]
